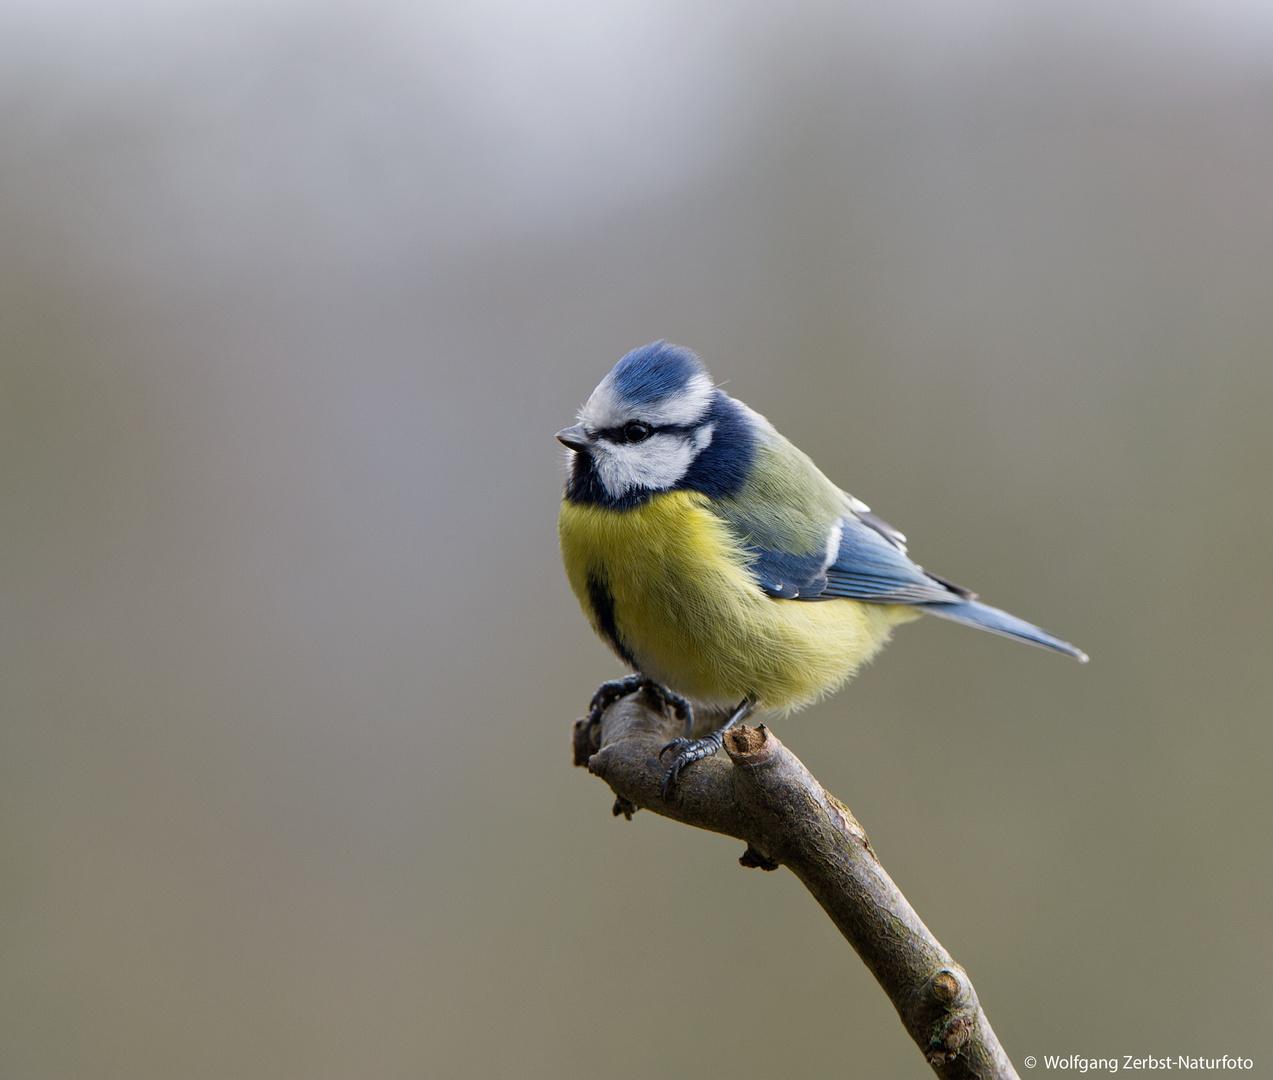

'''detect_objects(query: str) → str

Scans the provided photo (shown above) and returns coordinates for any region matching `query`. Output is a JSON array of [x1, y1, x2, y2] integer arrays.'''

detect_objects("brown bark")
[[573, 688, 1019, 1080]]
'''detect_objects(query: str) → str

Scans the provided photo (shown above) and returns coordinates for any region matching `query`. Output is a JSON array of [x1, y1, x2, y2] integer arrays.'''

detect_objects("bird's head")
[[558, 341, 723, 503]]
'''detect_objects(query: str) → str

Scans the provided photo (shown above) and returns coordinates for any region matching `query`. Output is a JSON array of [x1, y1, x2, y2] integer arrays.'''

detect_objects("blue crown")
[[609, 341, 709, 407]]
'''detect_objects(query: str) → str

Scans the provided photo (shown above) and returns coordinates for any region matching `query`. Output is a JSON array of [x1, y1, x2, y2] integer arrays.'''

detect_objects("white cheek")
[[595, 435, 695, 497]]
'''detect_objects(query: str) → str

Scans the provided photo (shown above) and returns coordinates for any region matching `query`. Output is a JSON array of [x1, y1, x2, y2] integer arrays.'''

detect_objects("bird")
[[557, 341, 1086, 798]]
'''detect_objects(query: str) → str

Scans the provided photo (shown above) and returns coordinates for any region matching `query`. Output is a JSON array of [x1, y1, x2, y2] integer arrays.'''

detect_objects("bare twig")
[[572, 688, 1019, 1080]]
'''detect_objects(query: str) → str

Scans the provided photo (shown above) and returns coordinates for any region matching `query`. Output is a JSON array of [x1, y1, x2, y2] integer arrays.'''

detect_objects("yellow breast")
[[558, 490, 917, 711]]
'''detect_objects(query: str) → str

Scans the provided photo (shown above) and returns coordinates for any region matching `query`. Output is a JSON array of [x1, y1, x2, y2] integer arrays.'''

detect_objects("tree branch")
[[572, 688, 1019, 1080]]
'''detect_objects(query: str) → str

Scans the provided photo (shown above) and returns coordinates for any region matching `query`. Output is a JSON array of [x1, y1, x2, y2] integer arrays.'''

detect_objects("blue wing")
[[745, 510, 1088, 661], [821, 514, 975, 604], [744, 547, 827, 599], [744, 509, 959, 603]]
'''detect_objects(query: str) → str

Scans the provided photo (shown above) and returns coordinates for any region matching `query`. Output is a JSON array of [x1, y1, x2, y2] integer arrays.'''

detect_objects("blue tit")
[[557, 341, 1086, 796]]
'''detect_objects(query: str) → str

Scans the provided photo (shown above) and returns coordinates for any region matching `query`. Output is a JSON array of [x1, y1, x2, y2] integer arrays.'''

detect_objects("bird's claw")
[[586, 674, 647, 725], [657, 698, 752, 802], [658, 737, 690, 760], [583, 677, 717, 801], [642, 683, 693, 724], [658, 732, 725, 802], [587, 677, 694, 731]]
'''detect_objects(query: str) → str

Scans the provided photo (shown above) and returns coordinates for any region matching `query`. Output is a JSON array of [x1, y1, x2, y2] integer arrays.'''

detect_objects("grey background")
[[2, 2, 1270, 1077]]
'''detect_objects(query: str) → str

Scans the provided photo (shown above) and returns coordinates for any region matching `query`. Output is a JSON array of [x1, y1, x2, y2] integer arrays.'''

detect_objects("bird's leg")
[[659, 698, 754, 802], [586, 675, 694, 731]]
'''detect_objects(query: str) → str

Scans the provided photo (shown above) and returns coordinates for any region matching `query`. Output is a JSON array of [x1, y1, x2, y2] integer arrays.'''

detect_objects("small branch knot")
[[930, 970, 961, 1006], [739, 844, 780, 871], [926, 1013, 974, 1066], [826, 792, 874, 854], [922, 968, 978, 1067]]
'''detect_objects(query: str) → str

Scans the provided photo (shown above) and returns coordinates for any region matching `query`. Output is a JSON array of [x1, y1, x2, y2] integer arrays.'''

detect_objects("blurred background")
[[2, 1, 1271, 1076]]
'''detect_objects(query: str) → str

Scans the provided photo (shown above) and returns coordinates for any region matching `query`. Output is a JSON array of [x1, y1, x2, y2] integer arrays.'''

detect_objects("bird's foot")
[[587, 676, 693, 731], [658, 730, 725, 801], [638, 682, 693, 730], [586, 674, 647, 725], [658, 698, 753, 802]]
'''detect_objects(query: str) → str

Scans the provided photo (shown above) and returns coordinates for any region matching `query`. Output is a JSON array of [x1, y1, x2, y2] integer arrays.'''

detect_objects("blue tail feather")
[[920, 599, 1088, 663]]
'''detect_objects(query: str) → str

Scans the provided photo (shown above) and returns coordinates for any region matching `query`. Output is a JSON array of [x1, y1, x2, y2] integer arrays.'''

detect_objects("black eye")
[[623, 420, 651, 443]]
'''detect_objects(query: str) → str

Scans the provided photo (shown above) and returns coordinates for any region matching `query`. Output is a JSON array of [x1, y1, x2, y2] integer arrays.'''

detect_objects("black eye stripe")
[[594, 421, 693, 443]]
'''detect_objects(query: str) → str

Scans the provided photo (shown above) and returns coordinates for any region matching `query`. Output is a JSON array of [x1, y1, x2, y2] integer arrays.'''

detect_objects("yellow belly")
[[558, 490, 917, 711]]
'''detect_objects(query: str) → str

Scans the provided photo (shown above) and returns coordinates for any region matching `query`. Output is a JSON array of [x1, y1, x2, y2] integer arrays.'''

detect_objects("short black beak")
[[556, 425, 591, 452]]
